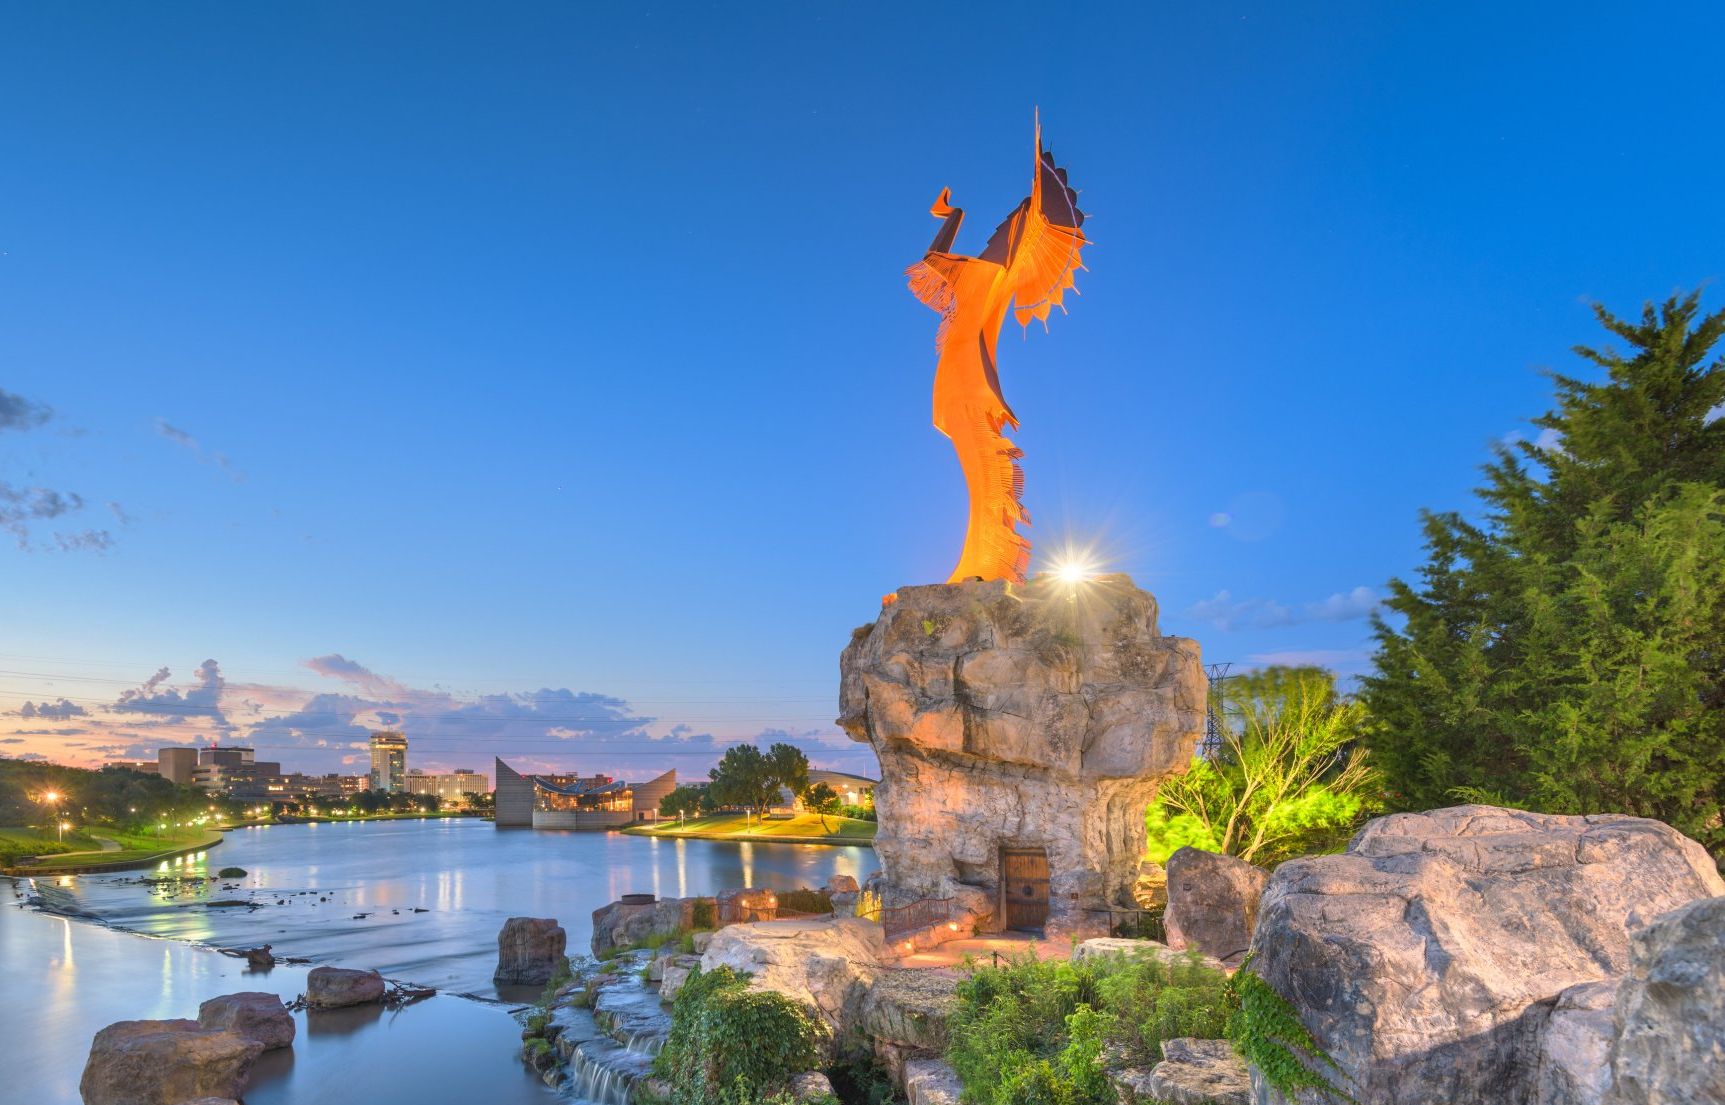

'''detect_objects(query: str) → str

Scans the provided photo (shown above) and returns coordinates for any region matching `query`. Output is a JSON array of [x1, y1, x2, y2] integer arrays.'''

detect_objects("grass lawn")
[[626, 812, 877, 842], [1, 824, 217, 871]]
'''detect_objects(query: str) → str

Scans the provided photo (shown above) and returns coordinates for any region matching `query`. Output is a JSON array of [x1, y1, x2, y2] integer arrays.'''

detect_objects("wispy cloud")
[[0, 388, 53, 432], [155, 419, 244, 482], [16, 699, 88, 720], [1186, 586, 1381, 632], [0, 483, 113, 553]]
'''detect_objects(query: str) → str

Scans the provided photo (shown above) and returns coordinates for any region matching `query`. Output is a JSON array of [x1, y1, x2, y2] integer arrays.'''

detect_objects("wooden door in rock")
[[1000, 846, 1050, 931]]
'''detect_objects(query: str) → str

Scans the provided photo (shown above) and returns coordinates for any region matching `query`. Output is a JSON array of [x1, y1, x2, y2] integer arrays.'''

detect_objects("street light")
[[39, 790, 64, 838]]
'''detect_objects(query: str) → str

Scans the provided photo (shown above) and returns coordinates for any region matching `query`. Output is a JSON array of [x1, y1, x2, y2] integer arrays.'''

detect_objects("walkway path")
[[896, 933, 1072, 974], [30, 835, 121, 860]]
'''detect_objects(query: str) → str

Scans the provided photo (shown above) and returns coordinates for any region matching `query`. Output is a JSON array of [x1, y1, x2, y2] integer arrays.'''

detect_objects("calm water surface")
[[2, 820, 875, 1102]]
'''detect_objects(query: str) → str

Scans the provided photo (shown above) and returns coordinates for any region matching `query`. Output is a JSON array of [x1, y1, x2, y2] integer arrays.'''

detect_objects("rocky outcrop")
[[1606, 894, 1725, 1105], [860, 969, 959, 1079], [789, 1071, 837, 1102], [79, 1019, 263, 1105], [838, 575, 1204, 929], [903, 1057, 964, 1105], [1248, 806, 1725, 1105], [717, 887, 777, 924], [495, 917, 568, 985], [1164, 847, 1268, 964], [306, 966, 386, 1009], [1531, 981, 1618, 1105], [591, 896, 700, 957], [699, 918, 884, 1045], [196, 992, 295, 1051], [1114, 1037, 1249, 1105]]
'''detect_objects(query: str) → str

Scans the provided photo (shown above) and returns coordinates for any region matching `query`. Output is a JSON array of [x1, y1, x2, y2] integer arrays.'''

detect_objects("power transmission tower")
[[1201, 662, 1234, 760]]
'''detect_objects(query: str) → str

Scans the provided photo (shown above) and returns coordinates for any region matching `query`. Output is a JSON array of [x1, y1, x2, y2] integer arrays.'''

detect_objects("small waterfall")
[[566, 1037, 655, 1105]]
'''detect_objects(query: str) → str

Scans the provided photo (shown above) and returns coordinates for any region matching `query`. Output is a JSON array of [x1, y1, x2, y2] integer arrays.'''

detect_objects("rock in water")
[[1607, 894, 1725, 1105], [1248, 805, 1725, 1105], [196, 992, 295, 1050], [79, 1019, 263, 1105], [1163, 847, 1269, 964], [494, 916, 567, 985], [591, 896, 697, 957], [838, 575, 1203, 931], [305, 966, 387, 1009]]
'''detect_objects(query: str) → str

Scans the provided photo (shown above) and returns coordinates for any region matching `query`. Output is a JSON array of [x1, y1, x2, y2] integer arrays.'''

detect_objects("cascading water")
[[549, 953, 674, 1104]]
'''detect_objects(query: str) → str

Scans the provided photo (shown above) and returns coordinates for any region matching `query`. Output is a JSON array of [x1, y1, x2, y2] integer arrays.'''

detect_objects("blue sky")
[[3, 2, 1722, 779]]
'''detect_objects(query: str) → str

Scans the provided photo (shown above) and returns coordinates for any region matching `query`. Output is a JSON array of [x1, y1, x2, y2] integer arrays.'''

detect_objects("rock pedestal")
[[494, 917, 567, 985], [1247, 805, 1725, 1105], [838, 575, 1204, 931]]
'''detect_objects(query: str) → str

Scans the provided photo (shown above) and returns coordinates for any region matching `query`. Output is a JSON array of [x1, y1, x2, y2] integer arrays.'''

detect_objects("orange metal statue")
[[907, 118, 1088, 584]]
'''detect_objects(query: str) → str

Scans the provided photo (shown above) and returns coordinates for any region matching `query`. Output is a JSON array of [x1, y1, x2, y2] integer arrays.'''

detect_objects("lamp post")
[[40, 790, 64, 840]]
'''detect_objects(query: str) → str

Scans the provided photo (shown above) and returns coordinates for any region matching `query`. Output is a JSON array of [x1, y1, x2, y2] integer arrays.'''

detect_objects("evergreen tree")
[[1363, 293, 1725, 857]]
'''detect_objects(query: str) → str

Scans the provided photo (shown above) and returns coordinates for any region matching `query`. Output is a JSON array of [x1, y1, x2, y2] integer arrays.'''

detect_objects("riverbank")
[[1, 826, 224, 876], [622, 811, 877, 846]]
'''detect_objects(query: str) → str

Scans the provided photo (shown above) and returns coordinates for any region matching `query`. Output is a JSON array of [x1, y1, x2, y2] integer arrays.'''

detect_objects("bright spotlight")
[[1052, 557, 1096, 584]]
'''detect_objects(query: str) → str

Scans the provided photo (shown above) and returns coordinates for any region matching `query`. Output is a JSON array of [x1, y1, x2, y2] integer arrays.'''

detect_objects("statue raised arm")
[[906, 118, 1088, 584]]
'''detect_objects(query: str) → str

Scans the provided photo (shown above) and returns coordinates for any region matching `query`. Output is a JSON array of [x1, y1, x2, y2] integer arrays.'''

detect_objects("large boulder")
[[1606, 895, 1725, 1105], [79, 1019, 263, 1105], [494, 916, 567, 985], [860, 969, 959, 1079], [1248, 806, 1724, 1105], [591, 896, 698, 957], [838, 576, 1204, 928], [1164, 847, 1268, 964], [196, 992, 295, 1051], [716, 887, 777, 924], [306, 966, 386, 1009], [699, 917, 884, 1045]]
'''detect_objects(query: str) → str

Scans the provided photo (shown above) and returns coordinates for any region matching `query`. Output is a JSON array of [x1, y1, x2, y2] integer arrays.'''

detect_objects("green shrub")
[[691, 897, 717, 929], [216, 866, 247, 878], [776, 887, 833, 914], [679, 932, 698, 955], [1228, 961, 1352, 1103], [946, 949, 1234, 1105], [654, 966, 826, 1105]]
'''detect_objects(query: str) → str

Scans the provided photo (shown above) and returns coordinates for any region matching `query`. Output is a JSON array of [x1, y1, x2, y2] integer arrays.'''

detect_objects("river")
[[1, 818, 876, 1102]]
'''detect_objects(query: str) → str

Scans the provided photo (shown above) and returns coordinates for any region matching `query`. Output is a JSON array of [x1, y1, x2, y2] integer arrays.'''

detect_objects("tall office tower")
[[369, 731, 408, 793]]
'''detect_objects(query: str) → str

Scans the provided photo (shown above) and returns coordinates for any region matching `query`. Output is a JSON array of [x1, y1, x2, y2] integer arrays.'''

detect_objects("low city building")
[[493, 758, 676, 829], [406, 768, 489, 807], [808, 769, 877, 807]]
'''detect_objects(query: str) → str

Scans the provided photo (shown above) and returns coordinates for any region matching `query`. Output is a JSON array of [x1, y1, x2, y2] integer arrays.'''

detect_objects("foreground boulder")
[[837, 575, 1205, 930], [1531, 980, 1618, 1105], [903, 1057, 964, 1105], [700, 917, 883, 1046], [1121, 1037, 1249, 1105], [196, 992, 295, 1050], [1606, 895, 1725, 1105], [306, 966, 386, 1009], [494, 916, 567, 984], [1163, 847, 1268, 964], [1249, 806, 1725, 1105], [859, 968, 959, 1079], [80, 1019, 262, 1105]]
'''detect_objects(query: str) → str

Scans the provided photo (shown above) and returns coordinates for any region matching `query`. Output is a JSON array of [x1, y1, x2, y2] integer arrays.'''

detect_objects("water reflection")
[[0, 899, 552, 1104], [35, 819, 875, 998]]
